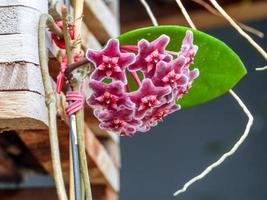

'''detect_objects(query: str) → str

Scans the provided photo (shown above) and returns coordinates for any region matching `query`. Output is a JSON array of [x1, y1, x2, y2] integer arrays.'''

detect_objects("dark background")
[[120, 18, 267, 200]]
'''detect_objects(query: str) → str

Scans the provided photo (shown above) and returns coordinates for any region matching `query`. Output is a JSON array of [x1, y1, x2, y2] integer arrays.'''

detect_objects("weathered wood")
[[84, 125, 120, 191], [0, 6, 40, 35], [0, 91, 48, 130], [101, 138, 121, 168], [81, 23, 102, 50], [83, 0, 119, 43], [92, 185, 118, 200], [0, 0, 48, 13], [0, 62, 44, 95], [0, 185, 118, 200], [0, 34, 39, 64]]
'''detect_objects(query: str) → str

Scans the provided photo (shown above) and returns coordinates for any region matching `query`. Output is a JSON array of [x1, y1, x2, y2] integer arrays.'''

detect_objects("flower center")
[[99, 55, 121, 76], [111, 119, 126, 129], [162, 70, 181, 88], [145, 50, 165, 72], [95, 91, 119, 107], [138, 95, 159, 111]]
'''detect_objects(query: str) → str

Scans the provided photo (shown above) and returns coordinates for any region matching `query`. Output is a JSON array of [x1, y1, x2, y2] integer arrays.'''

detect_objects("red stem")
[[120, 45, 178, 56], [130, 71, 142, 87]]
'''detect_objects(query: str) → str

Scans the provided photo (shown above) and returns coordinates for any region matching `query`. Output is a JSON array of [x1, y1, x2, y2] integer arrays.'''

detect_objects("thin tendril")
[[139, 0, 254, 197], [209, 0, 267, 70], [173, 0, 254, 196], [140, 0, 159, 26]]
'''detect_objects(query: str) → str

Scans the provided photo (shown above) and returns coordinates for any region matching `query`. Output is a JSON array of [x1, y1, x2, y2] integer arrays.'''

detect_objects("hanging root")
[[173, 89, 253, 196], [140, 0, 158, 26], [174, 0, 254, 197], [208, 0, 267, 70], [140, 0, 254, 197], [175, 0, 196, 29], [191, 0, 264, 38], [256, 66, 267, 71], [39, 14, 68, 200]]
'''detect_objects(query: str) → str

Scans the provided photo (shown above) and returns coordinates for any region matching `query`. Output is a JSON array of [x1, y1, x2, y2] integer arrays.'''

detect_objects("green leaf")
[[118, 26, 247, 108]]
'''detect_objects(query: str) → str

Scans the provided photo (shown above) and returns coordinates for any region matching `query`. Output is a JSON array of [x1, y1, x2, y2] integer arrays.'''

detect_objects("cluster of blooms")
[[86, 31, 199, 136]]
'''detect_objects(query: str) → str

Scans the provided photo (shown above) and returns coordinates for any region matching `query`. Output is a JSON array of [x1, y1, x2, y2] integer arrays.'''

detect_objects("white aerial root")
[[173, 89, 254, 196], [140, 0, 158, 26], [191, 0, 264, 38], [174, 0, 254, 197], [255, 66, 267, 71], [209, 0, 267, 71], [139, 0, 254, 197], [175, 0, 196, 29]]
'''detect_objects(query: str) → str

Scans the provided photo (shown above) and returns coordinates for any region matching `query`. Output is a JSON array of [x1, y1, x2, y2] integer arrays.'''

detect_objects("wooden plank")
[[92, 185, 118, 200], [0, 34, 39, 64], [0, 62, 44, 95], [121, 1, 267, 32], [81, 22, 102, 50], [0, 185, 117, 200], [0, 91, 48, 130], [0, 0, 48, 13], [83, 0, 119, 43], [84, 125, 120, 191], [0, 6, 40, 35], [101, 138, 121, 168]]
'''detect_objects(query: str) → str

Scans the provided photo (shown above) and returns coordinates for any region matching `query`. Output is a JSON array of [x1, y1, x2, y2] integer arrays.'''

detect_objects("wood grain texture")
[[0, 0, 48, 13], [83, 0, 119, 43], [0, 6, 40, 35], [0, 34, 39, 64], [101, 138, 121, 168], [0, 91, 48, 130], [0, 185, 118, 200], [0, 62, 44, 95], [81, 23, 102, 50], [84, 125, 120, 192]]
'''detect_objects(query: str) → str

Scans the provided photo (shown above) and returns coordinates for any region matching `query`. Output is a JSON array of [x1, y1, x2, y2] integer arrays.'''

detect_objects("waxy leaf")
[[118, 26, 247, 108]]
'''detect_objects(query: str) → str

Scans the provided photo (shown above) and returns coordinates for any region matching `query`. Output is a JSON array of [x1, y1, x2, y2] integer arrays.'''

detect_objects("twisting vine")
[[38, 13, 68, 200], [140, 0, 254, 197]]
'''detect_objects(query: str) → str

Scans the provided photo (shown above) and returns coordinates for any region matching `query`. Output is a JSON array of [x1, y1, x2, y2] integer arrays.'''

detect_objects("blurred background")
[[119, 0, 267, 200]]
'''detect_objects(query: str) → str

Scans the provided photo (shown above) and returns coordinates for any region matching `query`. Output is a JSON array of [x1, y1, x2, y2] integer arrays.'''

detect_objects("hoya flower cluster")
[[86, 31, 199, 136]]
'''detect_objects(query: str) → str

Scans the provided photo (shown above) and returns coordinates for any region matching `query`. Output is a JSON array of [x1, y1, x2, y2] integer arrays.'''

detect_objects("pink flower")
[[128, 35, 172, 78], [152, 57, 188, 88], [95, 109, 141, 136], [86, 39, 135, 83], [87, 80, 134, 110], [175, 67, 199, 99], [86, 31, 200, 136], [178, 30, 198, 66], [129, 79, 172, 118], [138, 102, 180, 132]]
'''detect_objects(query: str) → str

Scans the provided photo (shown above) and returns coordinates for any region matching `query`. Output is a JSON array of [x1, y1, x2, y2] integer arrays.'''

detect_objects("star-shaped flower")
[[153, 57, 188, 88], [128, 35, 172, 78], [86, 39, 135, 83], [87, 80, 134, 110], [138, 102, 180, 132], [129, 79, 172, 118], [95, 109, 141, 136], [175, 67, 199, 99], [178, 31, 198, 66]]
